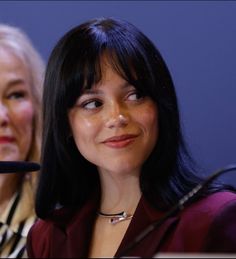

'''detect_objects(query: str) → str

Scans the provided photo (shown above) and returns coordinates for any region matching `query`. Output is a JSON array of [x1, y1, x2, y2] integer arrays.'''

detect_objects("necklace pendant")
[[98, 210, 133, 225], [110, 216, 126, 225]]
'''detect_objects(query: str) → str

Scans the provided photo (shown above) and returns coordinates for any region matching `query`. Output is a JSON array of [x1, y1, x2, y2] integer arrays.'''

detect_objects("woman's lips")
[[0, 136, 15, 143], [102, 134, 137, 148]]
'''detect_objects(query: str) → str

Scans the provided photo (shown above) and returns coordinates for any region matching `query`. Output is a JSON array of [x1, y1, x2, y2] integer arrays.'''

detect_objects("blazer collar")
[[116, 195, 179, 257], [49, 194, 99, 258], [49, 194, 179, 258]]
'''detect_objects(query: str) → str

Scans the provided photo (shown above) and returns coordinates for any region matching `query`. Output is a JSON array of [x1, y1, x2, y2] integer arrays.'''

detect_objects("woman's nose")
[[0, 103, 9, 127], [105, 104, 129, 129]]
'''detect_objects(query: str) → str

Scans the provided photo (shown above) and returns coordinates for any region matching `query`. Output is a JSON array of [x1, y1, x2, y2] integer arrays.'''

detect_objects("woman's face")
[[68, 62, 158, 176], [0, 47, 34, 162]]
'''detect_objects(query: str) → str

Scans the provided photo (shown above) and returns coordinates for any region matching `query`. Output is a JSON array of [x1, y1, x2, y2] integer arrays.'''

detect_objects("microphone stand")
[[118, 164, 236, 257]]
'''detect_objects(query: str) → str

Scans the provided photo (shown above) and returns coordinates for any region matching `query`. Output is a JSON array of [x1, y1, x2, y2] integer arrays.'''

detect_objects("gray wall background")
[[1, 1, 236, 184]]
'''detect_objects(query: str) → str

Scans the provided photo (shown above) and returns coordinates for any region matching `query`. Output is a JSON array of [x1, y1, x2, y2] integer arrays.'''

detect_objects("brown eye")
[[82, 99, 103, 110]]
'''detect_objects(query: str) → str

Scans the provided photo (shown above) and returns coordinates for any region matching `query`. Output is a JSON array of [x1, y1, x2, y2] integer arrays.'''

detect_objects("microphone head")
[[0, 161, 40, 174]]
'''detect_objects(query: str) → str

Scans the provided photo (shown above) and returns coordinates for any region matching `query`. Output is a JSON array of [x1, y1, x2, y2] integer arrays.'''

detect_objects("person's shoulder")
[[29, 206, 72, 232], [28, 206, 76, 237], [180, 191, 236, 223], [174, 191, 236, 251], [203, 192, 236, 252], [27, 217, 54, 258], [26, 206, 74, 258], [30, 217, 53, 234], [190, 191, 236, 214]]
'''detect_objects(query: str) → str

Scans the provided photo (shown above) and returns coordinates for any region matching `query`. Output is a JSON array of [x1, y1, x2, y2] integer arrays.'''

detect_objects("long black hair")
[[36, 17, 223, 219]]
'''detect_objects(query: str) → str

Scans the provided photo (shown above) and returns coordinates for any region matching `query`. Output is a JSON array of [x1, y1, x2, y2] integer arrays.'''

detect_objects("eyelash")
[[80, 99, 103, 110], [7, 91, 26, 100]]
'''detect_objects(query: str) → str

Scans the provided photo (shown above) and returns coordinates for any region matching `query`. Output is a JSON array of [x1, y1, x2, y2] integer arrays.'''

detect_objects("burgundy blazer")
[[27, 191, 236, 258]]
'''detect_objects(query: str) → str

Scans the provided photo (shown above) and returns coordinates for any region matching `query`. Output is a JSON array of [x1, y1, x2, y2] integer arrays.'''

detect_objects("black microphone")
[[0, 161, 40, 173], [118, 164, 236, 257]]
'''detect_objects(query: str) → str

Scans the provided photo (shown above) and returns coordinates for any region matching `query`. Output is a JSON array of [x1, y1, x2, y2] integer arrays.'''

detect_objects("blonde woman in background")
[[0, 24, 44, 258]]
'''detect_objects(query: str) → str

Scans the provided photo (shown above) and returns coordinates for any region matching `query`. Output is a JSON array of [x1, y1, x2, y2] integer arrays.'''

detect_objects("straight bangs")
[[64, 24, 157, 111], [104, 37, 157, 99]]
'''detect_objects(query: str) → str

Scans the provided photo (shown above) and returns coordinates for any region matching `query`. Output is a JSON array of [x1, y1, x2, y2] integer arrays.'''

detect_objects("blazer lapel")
[[116, 196, 179, 258], [49, 195, 99, 258], [49, 194, 179, 258]]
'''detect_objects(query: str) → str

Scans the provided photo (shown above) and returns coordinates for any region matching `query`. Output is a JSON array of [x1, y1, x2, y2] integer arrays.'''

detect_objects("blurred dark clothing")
[[27, 191, 236, 258]]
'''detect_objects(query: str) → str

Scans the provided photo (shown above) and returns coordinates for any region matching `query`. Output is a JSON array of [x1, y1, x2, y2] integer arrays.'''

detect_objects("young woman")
[[27, 18, 236, 258], [0, 24, 44, 258]]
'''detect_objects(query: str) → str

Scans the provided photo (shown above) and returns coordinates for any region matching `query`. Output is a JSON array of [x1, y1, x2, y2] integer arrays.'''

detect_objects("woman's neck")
[[98, 170, 142, 215]]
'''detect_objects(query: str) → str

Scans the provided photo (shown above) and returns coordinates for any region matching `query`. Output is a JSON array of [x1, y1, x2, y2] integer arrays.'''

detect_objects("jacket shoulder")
[[170, 191, 236, 252], [179, 191, 236, 229], [185, 191, 236, 216], [201, 192, 236, 252], [27, 218, 53, 258]]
